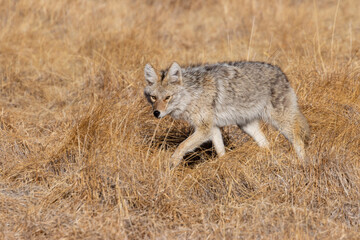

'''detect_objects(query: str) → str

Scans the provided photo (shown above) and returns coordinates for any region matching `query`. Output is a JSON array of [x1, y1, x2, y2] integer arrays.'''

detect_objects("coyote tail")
[[297, 111, 310, 145]]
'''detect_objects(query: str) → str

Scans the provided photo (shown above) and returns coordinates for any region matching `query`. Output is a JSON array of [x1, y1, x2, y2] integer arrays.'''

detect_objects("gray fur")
[[144, 61, 310, 168]]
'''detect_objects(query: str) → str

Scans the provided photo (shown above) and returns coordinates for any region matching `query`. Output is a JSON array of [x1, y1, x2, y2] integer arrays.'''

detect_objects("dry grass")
[[0, 0, 359, 239]]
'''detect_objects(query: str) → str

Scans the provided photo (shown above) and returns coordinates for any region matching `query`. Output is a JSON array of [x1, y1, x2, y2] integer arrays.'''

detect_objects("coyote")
[[144, 61, 310, 169]]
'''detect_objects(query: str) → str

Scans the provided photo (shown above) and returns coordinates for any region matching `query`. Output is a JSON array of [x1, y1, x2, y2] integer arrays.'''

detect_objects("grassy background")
[[0, 0, 359, 239]]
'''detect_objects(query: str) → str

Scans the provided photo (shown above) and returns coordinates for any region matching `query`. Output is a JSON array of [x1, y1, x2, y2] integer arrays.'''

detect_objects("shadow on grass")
[[151, 127, 236, 168]]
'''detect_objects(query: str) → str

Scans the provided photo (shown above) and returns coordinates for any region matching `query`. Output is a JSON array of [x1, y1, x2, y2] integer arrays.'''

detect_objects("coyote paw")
[[169, 155, 182, 170]]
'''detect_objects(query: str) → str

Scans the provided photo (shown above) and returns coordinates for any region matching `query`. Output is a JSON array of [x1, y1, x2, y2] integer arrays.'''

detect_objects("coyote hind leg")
[[240, 120, 269, 148], [267, 110, 309, 161]]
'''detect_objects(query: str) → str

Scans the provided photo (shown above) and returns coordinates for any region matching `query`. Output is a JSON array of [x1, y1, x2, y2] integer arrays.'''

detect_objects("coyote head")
[[144, 62, 184, 119]]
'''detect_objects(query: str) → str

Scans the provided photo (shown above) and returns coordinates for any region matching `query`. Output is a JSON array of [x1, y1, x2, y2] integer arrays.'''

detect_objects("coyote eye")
[[164, 96, 172, 101], [150, 95, 157, 102]]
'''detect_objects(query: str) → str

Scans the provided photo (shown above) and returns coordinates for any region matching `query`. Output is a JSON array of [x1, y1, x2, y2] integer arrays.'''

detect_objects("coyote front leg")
[[212, 127, 225, 157], [170, 128, 211, 169]]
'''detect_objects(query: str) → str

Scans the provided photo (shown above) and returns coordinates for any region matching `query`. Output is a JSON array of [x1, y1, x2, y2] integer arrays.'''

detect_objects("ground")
[[0, 0, 359, 239]]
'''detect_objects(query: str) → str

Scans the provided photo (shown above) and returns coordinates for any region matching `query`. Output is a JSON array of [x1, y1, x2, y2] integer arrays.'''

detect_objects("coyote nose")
[[153, 110, 160, 118]]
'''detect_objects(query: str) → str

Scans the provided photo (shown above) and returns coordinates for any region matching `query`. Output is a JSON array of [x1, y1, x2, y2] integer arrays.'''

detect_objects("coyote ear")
[[168, 62, 182, 85], [144, 63, 157, 85]]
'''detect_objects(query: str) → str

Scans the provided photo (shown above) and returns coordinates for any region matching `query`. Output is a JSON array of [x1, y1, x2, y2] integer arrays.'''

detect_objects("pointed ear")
[[144, 63, 157, 85], [168, 62, 182, 85]]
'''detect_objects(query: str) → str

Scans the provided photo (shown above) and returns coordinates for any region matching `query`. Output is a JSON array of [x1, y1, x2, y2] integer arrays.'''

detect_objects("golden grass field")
[[0, 0, 359, 239]]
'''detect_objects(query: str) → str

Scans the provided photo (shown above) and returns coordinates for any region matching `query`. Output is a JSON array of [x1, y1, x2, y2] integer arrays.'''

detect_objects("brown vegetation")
[[0, 0, 359, 239]]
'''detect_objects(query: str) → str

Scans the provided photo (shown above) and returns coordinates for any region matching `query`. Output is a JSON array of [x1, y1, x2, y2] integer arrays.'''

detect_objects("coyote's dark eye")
[[164, 96, 172, 101], [150, 95, 157, 102]]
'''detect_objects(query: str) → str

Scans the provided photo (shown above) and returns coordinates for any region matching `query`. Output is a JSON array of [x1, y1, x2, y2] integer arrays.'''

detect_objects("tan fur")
[[144, 61, 310, 169], [154, 100, 167, 113]]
